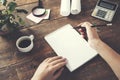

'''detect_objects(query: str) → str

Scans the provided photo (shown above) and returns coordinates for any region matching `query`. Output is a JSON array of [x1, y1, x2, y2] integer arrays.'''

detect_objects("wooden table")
[[0, 0, 120, 80]]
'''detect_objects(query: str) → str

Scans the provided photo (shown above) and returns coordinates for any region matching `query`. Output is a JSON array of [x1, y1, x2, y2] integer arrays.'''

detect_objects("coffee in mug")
[[16, 35, 34, 52]]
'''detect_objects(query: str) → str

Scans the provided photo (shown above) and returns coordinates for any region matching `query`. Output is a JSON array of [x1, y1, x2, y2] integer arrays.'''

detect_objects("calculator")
[[91, 0, 118, 22]]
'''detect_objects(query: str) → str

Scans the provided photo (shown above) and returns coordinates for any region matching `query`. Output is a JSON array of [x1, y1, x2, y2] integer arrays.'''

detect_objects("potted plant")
[[0, 0, 28, 36]]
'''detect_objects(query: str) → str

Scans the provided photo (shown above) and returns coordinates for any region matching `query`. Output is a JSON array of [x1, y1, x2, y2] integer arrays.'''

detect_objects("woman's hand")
[[78, 22, 102, 49], [78, 22, 120, 79], [31, 56, 67, 80]]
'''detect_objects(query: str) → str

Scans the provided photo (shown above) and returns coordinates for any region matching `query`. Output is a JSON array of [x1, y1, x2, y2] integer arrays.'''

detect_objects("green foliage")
[[0, 0, 7, 6], [7, 2, 17, 12], [16, 9, 28, 14], [0, 0, 28, 33]]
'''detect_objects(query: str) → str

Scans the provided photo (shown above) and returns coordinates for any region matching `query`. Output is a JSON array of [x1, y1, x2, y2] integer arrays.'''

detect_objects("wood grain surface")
[[0, 0, 120, 80]]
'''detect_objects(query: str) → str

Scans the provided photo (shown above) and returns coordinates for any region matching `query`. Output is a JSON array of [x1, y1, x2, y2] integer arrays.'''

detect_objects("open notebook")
[[44, 24, 98, 72]]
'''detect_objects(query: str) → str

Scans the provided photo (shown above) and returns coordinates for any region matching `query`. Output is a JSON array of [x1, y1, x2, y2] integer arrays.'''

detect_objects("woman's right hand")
[[77, 22, 102, 49], [78, 22, 120, 80]]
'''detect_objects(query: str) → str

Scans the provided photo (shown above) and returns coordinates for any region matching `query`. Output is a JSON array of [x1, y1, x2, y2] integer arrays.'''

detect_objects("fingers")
[[80, 22, 96, 37], [50, 57, 66, 65], [45, 56, 67, 72], [53, 68, 64, 80], [78, 28, 86, 38], [80, 22, 92, 28], [47, 56, 63, 63], [33, 56, 66, 80], [46, 56, 66, 66], [52, 61, 66, 72], [77, 22, 99, 40]]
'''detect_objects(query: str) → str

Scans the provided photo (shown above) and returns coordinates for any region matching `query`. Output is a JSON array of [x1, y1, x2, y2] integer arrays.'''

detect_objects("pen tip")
[[107, 23, 112, 26]]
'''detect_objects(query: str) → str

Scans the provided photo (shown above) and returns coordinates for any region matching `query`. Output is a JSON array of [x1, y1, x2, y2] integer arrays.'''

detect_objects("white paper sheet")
[[71, 0, 81, 15], [60, 0, 70, 16], [26, 9, 50, 23], [44, 24, 98, 72]]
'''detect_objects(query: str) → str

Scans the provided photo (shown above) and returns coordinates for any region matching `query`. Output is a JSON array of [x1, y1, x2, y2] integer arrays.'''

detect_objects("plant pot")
[[0, 24, 19, 36]]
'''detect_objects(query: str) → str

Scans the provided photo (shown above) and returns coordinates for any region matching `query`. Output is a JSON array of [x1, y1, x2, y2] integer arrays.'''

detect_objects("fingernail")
[[65, 59, 68, 63], [81, 32, 85, 35], [79, 29, 83, 32]]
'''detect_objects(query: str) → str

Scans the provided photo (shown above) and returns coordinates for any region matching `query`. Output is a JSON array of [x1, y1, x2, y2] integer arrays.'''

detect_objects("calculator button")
[[105, 11, 113, 20], [96, 9, 107, 18]]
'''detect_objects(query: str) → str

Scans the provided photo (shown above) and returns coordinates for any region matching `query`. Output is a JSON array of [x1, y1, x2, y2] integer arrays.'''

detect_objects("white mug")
[[16, 35, 34, 52]]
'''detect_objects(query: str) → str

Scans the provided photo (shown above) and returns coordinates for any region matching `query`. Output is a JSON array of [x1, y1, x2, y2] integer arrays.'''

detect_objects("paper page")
[[44, 24, 98, 72], [26, 9, 50, 23]]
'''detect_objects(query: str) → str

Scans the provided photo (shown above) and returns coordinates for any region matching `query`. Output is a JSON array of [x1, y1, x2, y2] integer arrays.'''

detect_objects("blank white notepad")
[[44, 24, 98, 72]]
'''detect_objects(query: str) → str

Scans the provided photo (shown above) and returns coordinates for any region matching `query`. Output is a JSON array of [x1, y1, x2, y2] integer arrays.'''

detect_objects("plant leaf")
[[9, 14, 15, 19], [19, 18, 25, 25], [0, 0, 7, 6], [16, 9, 28, 14], [7, 2, 17, 12], [0, 14, 9, 22]]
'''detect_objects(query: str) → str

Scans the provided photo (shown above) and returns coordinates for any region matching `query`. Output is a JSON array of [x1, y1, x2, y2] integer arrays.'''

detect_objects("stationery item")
[[26, 9, 50, 23], [74, 23, 113, 29], [16, 35, 34, 53], [32, 0, 46, 17], [71, 0, 81, 15], [44, 24, 98, 72], [60, 0, 70, 16], [92, 23, 112, 27]]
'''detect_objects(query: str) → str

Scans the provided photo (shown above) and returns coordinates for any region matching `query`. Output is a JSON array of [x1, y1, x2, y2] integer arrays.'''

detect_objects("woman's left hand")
[[31, 56, 67, 80]]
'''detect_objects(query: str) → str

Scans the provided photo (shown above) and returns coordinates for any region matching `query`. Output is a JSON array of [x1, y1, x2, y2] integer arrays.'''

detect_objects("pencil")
[[74, 23, 112, 29], [91, 23, 112, 27]]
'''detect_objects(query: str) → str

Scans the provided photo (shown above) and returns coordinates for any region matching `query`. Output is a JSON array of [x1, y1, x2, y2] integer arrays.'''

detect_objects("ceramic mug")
[[16, 35, 34, 52]]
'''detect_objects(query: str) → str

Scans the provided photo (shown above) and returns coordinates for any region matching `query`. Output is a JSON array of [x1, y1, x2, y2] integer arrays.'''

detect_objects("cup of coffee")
[[16, 35, 34, 52]]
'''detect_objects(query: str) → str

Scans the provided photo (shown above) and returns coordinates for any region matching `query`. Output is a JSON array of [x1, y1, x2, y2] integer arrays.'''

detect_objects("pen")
[[74, 23, 112, 40], [91, 23, 112, 27], [74, 23, 112, 29]]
